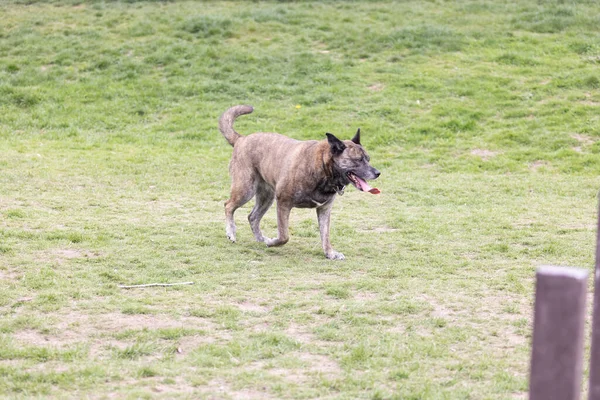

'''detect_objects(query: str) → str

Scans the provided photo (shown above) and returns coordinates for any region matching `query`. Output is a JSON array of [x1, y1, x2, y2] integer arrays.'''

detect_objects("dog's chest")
[[292, 190, 335, 209]]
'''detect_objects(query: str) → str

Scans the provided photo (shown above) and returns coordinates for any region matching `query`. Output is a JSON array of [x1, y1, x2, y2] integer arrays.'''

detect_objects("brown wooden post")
[[589, 197, 600, 400], [529, 265, 588, 400]]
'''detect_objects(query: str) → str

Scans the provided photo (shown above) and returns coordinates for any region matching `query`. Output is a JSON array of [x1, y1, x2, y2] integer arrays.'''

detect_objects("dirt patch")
[[105, 376, 197, 398], [14, 310, 221, 353], [572, 133, 596, 145], [387, 320, 407, 335], [357, 226, 398, 233], [89, 338, 130, 358], [0, 269, 21, 282], [368, 83, 385, 92], [14, 329, 81, 348], [96, 313, 215, 332], [571, 132, 599, 151], [421, 292, 530, 349], [245, 351, 341, 384], [250, 321, 272, 334], [175, 334, 218, 355], [529, 160, 550, 171], [471, 149, 500, 161], [373, 227, 397, 233], [268, 367, 307, 384], [419, 293, 471, 322], [202, 378, 276, 400], [285, 323, 317, 345], [354, 291, 378, 302], [36, 248, 101, 264], [150, 377, 196, 395], [557, 223, 596, 231], [581, 100, 600, 106], [296, 352, 341, 378], [580, 93, 600, 106], [237, 301, 272, 314], [53, 249, 84, 259]]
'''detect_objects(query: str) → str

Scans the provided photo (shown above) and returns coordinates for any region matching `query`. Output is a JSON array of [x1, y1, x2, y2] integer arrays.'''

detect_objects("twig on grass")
[[118, 281, 194, 289]]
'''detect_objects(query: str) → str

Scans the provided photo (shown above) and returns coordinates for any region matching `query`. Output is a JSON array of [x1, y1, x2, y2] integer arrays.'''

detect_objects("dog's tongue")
[[354, 175, 380, 195]]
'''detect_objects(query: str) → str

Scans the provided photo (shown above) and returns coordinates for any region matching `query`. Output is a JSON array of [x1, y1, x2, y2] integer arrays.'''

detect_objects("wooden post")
[[529, 265, 588, 400], [589, 197, 600, 400]]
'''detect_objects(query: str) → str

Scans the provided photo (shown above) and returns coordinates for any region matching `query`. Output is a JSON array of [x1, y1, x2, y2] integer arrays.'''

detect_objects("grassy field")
[[1, 0, 600, 398]]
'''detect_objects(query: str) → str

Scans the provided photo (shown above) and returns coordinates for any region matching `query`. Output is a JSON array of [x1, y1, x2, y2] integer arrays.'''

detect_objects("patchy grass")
[[1, 0, 599, 398]]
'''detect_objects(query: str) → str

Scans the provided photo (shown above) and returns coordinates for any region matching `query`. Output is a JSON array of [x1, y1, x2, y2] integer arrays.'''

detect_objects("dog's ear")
[[326, 133, 346, 155], [351, 128, 361, 145]]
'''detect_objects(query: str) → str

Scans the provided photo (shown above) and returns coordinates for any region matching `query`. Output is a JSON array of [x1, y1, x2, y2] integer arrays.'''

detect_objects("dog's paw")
[[326, 251, 345, 260], [226, 226, 236, 242], [226, 231, 236, 243], [265, 237, 289, 247]]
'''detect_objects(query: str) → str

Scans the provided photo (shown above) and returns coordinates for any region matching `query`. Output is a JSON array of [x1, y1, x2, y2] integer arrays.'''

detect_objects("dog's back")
[[231, 132, 322, 190]]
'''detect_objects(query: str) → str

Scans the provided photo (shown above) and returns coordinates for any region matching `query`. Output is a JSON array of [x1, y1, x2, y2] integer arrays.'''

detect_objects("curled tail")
[[218, 105, 254, 146]]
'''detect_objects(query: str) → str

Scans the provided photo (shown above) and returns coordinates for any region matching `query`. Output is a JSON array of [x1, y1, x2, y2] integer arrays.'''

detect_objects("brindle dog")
[[219, 105, 380, 260]]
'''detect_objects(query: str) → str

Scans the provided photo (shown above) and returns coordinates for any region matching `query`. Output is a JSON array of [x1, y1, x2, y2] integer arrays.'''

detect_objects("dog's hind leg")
[[248, 182, 275, 242], [225, 178, 255, 243]]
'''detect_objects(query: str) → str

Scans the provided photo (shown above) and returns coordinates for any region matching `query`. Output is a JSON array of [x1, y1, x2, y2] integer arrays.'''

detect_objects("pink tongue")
[[355, 175, 380, 195]]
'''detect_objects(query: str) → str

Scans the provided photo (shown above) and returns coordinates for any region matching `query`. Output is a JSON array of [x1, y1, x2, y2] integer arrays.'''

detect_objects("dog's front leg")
[[317, 203, 344, 260], [265, 200, 291, 247]]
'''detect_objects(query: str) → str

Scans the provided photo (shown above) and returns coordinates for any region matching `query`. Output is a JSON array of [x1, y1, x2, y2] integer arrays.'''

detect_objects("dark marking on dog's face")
[[327, 131, 380, 191], [326, 133, 346, 155]]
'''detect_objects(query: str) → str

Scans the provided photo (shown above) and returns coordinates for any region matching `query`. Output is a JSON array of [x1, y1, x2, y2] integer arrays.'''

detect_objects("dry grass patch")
[[284, 323, 319, 346], [572, 133, 596, 145], [237, 301, 272, 314], [202, 378, 277, 400], [471, 149, 501, 161], [368, 83, 385, 92], [528, 160, 551, 171]]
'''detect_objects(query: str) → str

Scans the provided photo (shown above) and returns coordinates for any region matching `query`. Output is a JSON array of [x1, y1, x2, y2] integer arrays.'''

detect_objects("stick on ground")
[[118, 282, 194, 289]]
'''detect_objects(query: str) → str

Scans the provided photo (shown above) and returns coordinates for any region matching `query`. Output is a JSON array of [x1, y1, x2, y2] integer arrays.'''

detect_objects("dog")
[[219, 105, 380, 260]]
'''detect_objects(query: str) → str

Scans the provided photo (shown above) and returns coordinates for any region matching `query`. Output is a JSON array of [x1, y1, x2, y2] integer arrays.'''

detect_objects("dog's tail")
[[218, 105, 254, 146]]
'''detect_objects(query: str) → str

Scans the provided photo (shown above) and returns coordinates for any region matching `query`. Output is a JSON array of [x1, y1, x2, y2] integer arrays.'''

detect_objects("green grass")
[[1, 0, 599, 398]]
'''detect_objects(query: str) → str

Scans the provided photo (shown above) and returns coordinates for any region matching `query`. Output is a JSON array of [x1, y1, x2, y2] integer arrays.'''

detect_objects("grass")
[[1, 0, 599, 398]]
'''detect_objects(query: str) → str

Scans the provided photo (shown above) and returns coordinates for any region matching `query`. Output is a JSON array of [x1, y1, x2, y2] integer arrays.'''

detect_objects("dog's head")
[[326, 129, 380, 193]]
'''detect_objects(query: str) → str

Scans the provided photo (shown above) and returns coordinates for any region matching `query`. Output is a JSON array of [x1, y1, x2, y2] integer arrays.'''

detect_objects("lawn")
[[1, 0, 599, 398]]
